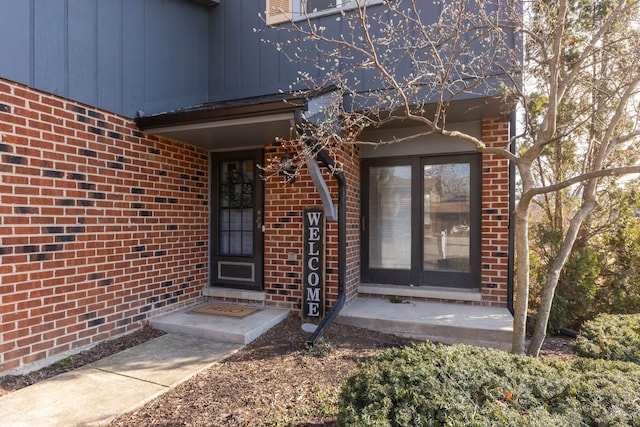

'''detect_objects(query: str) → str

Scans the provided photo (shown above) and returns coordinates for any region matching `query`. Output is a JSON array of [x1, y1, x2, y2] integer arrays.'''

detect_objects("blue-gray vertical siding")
[[0, 0, 210, 118], [207, 0, 366, 102], [208, 0, 298, 102], [0, 0, 516, 116], [206, 0, 441, 103], [206, 1, 516, 105]]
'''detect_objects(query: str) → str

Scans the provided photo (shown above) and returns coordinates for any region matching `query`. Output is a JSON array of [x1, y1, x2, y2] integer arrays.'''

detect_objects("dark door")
[[361, 154, 480, 289], [211, 150, 263, 290]]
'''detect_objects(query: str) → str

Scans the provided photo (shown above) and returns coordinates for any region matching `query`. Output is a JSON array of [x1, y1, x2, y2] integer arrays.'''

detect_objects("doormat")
[[192, 303, 259, 318]]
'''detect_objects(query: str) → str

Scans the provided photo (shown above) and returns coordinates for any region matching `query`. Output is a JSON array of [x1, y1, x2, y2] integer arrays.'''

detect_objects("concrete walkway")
[[0, 334, 242, 427]]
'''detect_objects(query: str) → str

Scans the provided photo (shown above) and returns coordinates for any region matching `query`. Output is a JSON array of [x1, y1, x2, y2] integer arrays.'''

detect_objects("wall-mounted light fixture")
[[279, 152, 297, 183]]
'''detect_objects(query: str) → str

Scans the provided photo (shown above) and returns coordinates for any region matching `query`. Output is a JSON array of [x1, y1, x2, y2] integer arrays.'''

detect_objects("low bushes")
[[338, 342, 640, 426], [574, 313, 640, 363]]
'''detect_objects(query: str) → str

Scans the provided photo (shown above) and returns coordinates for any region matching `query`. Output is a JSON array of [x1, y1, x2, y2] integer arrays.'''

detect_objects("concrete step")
[[337, 297, 513, 351], [150, 303, 289, 344]]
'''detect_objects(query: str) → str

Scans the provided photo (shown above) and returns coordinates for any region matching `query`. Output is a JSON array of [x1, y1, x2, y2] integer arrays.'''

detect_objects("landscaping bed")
[[2, 316, 580, 426]]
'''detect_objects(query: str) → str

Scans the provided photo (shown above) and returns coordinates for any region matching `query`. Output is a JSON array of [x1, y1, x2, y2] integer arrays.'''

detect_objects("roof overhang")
[[139, 111, 298, 151], [356, 96, 515, 131], [136, 87, 515, 151], [136, 94, 306, 151]]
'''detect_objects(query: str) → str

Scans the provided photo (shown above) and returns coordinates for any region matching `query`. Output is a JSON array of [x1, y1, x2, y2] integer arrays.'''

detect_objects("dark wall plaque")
[[303, 208, 325, 319]]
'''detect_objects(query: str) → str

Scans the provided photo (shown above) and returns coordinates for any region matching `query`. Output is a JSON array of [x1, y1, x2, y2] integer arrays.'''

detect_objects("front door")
[[361, 154, 481, 289], [211, 150, 263, 290]]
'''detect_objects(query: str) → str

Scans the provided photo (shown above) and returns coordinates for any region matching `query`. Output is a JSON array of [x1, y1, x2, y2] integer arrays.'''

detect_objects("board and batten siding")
[[208, 0, 515, 107], [0, 0, 516, 117], [0, 0, 210, 118], [208, 0, 299, 102]]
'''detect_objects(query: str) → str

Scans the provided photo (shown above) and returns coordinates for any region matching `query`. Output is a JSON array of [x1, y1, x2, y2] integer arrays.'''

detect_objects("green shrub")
[[574, 313, 640, 363], [571, 358, 640, 425], [529, 222, 600, 332], [528, 189, 640, 332], [338, 342, 640, 426]]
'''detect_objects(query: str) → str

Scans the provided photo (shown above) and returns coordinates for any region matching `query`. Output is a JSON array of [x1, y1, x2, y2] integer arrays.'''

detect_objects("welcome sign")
[[303, 208, 325, 319]]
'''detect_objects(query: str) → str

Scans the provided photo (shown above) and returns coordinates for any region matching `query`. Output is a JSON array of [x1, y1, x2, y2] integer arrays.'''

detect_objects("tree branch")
[[527, 165, 640, 197]]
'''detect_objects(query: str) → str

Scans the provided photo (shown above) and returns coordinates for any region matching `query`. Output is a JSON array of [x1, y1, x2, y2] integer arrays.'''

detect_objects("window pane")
[[220, 160, 253, 208], [305, 0, 350, 13], [306, 0, 338, 12], [219, 210, 229, 231], [423, 163, 470, 272], [242, 208, 254, 229], [369, 165, 412, 269], [219, 231, 229, 254], [229, 231, 242, 255], [218, 159, 254, 256], [242, 232, 253, 255]]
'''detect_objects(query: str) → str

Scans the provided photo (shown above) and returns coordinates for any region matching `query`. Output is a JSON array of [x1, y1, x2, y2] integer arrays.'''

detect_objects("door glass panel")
[[369, 165, 412, 269], [423, 163, 470, 272], [219, 160, 254, 256]]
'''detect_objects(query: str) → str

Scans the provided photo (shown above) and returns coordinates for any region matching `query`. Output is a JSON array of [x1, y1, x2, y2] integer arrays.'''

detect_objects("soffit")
[[136, 93, 306, 151], [136, 91, 513, 152]]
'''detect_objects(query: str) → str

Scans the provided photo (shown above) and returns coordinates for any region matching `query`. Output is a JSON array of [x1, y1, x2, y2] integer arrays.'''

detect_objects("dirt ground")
[[1, 316, 575, 426]]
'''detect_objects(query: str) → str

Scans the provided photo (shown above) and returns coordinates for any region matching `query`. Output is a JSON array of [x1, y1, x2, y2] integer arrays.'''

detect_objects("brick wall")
[[255, 119, 510, 310], [261, 142, 361, 315], [0, 79, 209, 374], [0, 76, 509, 373], [480, 118, 511, 306]]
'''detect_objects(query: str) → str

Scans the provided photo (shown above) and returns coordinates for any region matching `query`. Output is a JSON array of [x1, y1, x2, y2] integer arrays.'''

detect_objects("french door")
[[361, 154, 481, 289], [211, 150, 263, 290]]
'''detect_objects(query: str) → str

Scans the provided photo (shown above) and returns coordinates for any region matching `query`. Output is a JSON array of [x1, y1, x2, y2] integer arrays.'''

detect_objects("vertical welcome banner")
[[303, 208, 325, 320]]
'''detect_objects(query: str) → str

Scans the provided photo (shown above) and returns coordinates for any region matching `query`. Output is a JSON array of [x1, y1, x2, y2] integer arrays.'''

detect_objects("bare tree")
[[263, 0, 640, 355], [519, 0, 640, 355]]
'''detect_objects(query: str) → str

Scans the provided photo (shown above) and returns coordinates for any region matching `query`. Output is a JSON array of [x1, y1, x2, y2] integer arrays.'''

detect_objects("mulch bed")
[[1, 316, 576, 426]]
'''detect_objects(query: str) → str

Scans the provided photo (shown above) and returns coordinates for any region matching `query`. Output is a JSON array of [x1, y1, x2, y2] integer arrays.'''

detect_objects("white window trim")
[[266, 0, 384, 26], [304, 0, 351, 17]]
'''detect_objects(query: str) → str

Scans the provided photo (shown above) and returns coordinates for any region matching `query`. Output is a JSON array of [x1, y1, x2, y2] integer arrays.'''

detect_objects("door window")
[[368, 165, 412, 269], [423, 163, 471, 273], [362, 154, 480, 289], [219, 159, 254, 256]]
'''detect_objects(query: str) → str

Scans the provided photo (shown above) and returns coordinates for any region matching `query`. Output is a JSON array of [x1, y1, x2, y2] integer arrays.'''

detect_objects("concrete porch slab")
[[150, 302, 290, 344], [337, 297, 513, 351]]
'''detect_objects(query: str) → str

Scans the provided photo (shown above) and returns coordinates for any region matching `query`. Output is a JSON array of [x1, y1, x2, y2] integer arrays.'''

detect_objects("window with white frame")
[[305, 0, 349, 13], [265, 0, 380, 25]]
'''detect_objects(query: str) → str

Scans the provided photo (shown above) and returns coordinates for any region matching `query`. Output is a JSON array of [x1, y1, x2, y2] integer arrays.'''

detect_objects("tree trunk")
[[527, 198, 598, 356], [511, 203, 531, 354]]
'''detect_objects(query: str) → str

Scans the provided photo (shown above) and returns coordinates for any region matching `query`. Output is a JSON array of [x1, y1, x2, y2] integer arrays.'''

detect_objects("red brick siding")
[[480, 118, 511, 306], [260, 142, 360, 314], [342, 145, 361, 303], [0, 79, 209, 373]]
